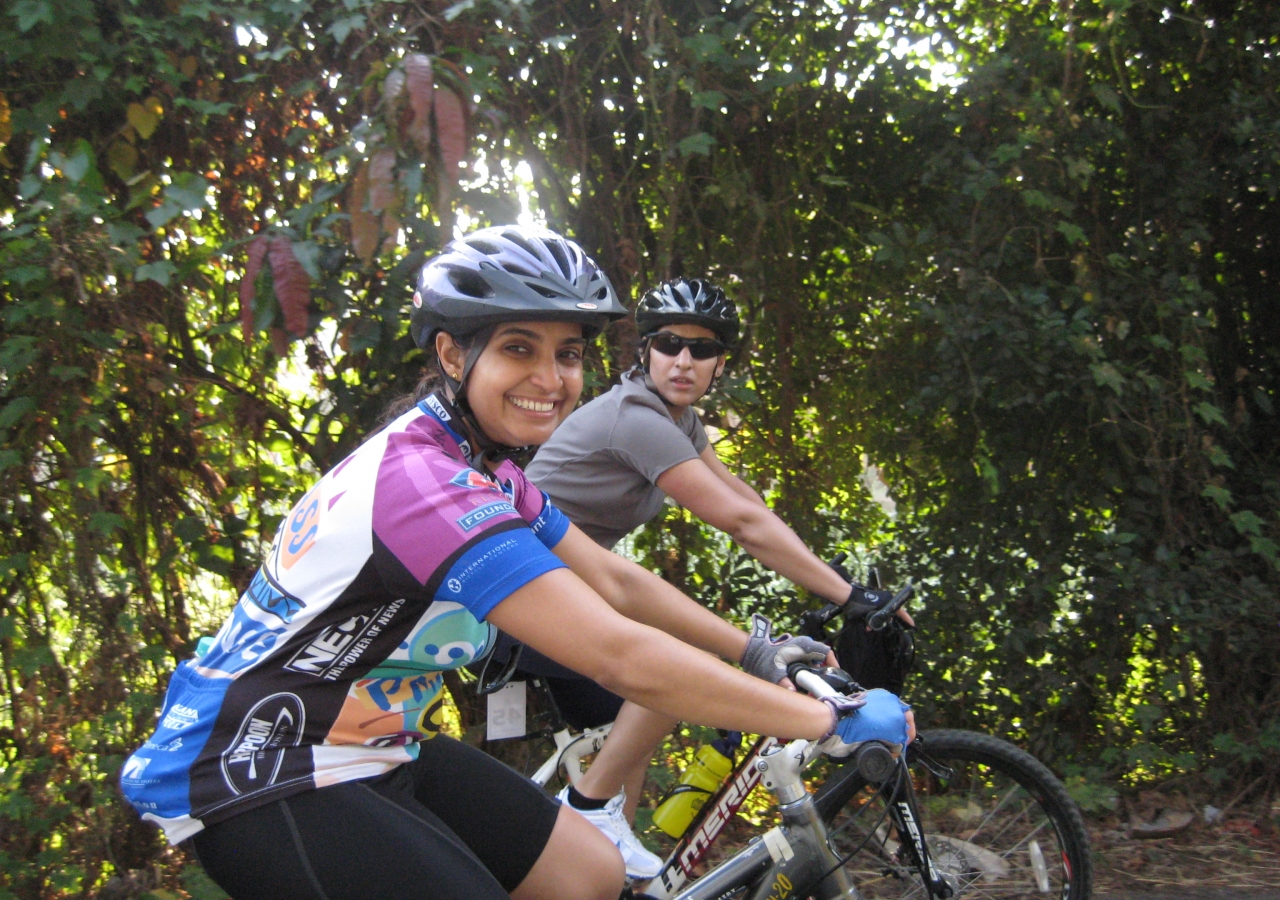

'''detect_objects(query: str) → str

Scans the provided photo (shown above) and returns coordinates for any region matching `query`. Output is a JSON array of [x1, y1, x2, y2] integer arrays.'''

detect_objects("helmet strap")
[[438, 327, 533, 471]]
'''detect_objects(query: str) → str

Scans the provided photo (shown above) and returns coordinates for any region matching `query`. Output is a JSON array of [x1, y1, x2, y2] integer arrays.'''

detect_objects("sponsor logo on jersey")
[[244, 569, 305, 624], [456, 501, 516, 532], [198, 603, 288, 676], [285, 599, 405, 681], [441, 538, 519, 596], [279, 486, 322, 570], [121, 756, 152, 783], [144, 736, 185, 752], [424, 394, 451, 422], [221, 693, 306, 796], [449, 469, 497, 491], [529, 496, 555, 536], [161, 703, 200, 731]]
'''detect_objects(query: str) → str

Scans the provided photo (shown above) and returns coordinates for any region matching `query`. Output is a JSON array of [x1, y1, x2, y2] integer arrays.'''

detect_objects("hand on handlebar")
[[819, 688, 913, 758], [740, 613, 832, 686]]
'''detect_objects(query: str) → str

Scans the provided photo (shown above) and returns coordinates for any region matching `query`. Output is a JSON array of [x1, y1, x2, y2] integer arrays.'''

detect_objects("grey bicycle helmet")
[[411, 225, 626, 349], [635, 277, 739, 345]]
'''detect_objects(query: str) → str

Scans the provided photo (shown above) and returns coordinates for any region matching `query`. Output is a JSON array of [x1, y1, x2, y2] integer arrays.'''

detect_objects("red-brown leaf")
[[268, 237, 310, 337], [368, 147, 397, 213], [348, 162, 378, 265], [269, 328, 290, 358], [403, 53, 434, 155], [381, 212, 400, 257], [239, 234, 269, 341], [434, 85, 468, 201]]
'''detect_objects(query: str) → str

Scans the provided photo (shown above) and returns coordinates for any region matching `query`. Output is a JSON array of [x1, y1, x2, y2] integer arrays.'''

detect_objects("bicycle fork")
[[881, 757, 955, 900]]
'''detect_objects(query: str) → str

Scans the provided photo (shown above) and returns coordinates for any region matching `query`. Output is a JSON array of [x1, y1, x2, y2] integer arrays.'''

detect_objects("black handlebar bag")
[[833, 616, 915, 695]]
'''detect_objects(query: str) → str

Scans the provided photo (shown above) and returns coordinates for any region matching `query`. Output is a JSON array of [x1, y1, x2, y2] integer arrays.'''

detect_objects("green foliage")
[[1, 0, 1277, 895]]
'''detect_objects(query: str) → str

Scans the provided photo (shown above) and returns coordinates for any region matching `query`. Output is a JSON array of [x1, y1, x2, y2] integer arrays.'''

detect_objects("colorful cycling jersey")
[[120, 392, 571, 844]]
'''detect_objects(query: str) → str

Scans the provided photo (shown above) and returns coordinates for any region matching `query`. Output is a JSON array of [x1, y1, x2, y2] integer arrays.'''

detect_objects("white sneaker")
[[557, 786, 664, 880]]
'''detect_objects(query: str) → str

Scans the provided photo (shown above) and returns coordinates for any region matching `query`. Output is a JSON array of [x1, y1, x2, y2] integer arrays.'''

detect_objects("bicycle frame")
[[643, 735, 864, 900], [529, 721, 614, 787], [644, 734, 779, 899], [512, 677, 943, 900]]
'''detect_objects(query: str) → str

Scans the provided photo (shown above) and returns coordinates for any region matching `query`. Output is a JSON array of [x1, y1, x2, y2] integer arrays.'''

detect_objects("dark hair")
[[373, 330, 484, 432]]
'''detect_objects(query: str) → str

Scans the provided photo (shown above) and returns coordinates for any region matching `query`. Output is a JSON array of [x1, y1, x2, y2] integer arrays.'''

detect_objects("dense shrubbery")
[[0, 0, 1275, 895]]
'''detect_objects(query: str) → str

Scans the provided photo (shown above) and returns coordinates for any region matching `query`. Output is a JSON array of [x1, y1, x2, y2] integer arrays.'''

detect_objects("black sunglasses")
[[645, 332, 727, 360]]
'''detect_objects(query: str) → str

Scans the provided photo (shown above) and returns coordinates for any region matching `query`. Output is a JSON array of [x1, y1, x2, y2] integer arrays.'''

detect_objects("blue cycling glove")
[[819, 689, 911, 758]]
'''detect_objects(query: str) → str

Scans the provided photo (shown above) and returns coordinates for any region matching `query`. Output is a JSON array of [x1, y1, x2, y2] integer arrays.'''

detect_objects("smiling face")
[[645, 323, 725, 413], [436, 320, 586, 450]]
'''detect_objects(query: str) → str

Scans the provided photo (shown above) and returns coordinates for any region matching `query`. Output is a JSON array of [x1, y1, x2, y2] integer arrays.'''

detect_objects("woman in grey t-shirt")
[[523, 278, 914, 877]]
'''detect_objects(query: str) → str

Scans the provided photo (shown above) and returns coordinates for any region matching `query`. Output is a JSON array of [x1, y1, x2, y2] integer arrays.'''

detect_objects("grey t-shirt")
[[526, 368, 709, 548]]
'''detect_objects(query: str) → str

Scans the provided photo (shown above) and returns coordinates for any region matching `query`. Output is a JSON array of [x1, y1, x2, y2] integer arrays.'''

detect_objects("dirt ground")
[[1090, 806, 1280, 895]]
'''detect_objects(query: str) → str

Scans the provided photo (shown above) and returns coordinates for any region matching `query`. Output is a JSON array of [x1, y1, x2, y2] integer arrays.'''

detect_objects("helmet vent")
[[447, 267, 495, 299], [467, 238, 504, 256], [545, 240, 571, 279], [528, 283, 560, 299], [502, 230, 540, 259]]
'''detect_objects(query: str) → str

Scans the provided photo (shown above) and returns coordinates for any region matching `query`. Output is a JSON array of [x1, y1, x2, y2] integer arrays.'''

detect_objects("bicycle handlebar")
[[792, 666, 841, 700], [788, 663, 862, 699], [798, 581, 914, 639]]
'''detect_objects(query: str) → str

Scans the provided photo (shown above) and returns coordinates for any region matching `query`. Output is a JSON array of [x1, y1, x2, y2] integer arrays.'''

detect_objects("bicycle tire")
[[812, 729, 1093, 900]]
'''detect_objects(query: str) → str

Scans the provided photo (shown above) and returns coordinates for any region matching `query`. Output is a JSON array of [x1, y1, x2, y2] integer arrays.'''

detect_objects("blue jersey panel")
[[120, 661, 229, 822], [434, 528, 567, 621], [529, 492, 570, 549]]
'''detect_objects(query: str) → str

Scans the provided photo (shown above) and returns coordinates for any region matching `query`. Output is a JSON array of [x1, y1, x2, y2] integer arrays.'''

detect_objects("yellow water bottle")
[[652, 733, 740, 838]]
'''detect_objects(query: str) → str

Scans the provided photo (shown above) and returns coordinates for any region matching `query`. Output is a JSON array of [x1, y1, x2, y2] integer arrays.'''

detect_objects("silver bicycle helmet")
[[634, 277, 739, 345], [411, 225, 626, 349], [410, 225, 625, 466]]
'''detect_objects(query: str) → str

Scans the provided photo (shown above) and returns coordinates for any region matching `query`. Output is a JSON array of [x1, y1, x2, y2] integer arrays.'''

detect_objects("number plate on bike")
[[486, 680, 526, 740]]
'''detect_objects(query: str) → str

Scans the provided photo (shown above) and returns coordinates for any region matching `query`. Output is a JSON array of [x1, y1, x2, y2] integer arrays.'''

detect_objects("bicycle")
[[476, 584, 1093, 900]]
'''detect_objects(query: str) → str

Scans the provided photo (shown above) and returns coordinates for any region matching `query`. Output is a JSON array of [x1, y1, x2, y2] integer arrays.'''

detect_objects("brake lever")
[[867, 583, 914, 631], [799, 603, 843, 638]]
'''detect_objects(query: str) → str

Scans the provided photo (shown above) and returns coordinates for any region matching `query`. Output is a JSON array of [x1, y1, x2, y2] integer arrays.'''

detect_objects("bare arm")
[[657, 449, 855, 604], [552, 524, 748, 662], [486, 567, 832, 739]]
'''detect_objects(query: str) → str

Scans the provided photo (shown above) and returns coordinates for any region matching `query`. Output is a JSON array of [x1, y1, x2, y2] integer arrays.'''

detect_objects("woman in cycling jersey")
[[521, 277, 915, 878], [120, 228, 905, 900]]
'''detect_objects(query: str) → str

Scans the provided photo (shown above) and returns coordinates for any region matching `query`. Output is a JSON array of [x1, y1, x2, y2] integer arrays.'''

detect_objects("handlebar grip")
[[790, 665, 839, 699], [788, 663, 863, 700]]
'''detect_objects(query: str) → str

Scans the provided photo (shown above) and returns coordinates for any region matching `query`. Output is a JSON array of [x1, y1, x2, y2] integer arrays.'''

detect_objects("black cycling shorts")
[[191, 734, 561, 900]]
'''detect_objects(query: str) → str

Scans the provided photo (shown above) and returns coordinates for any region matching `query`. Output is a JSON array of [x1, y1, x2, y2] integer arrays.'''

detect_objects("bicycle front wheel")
[[814, 729, 1092, 900]]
